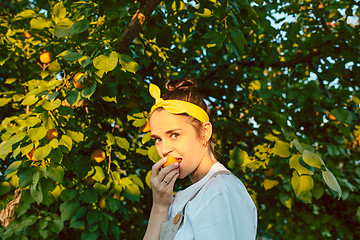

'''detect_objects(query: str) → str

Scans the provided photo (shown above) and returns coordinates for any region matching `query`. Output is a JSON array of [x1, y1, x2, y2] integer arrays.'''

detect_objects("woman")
[[143, 80, 257, 240]]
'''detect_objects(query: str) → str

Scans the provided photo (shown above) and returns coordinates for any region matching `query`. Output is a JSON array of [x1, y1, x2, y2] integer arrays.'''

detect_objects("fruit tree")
[[0, 0, 359, 239]]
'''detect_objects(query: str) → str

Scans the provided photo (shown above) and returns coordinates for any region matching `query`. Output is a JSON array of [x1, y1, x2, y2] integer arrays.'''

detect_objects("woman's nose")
[[161, 140, 173, 157]]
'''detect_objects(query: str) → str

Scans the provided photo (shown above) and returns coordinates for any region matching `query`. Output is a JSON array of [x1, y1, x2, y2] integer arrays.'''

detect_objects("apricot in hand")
[[163, 156, 178, 168]]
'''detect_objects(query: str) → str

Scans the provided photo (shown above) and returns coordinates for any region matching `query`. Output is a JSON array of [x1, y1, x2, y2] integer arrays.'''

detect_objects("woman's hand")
[[150, 157, 180, 211]]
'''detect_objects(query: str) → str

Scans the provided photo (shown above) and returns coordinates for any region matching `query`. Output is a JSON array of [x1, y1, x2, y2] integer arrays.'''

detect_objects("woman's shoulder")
[[184, 168, 250, 209]]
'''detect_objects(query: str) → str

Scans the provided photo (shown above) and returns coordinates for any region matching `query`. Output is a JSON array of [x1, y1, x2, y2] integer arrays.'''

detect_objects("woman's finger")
[[151, 157, 168, 179], [157, 161, 179, 182]]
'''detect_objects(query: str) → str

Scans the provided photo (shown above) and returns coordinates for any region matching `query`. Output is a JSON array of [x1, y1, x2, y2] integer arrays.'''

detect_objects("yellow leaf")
[[291, 173, 314, 197], [263, 179, 279, 190], [302, 150, 324, 169], [289, 154, 313, 175]]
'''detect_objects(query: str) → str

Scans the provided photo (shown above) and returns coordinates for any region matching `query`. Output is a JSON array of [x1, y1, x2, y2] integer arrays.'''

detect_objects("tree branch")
[[114, 0, 162, 53], [199, 49, 321, 83]]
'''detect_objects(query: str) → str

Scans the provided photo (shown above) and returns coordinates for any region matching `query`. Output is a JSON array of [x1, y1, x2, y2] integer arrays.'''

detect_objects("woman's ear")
[[202, 121, 213, 143]]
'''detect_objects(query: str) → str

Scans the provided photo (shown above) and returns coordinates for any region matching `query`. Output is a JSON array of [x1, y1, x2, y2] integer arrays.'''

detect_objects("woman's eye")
[[155, 138, 161, 143], [171, 133, 179, 139]]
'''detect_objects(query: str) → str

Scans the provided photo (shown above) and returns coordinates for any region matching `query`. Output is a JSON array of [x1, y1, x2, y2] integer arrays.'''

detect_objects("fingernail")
[[175, 162, 179, 167]]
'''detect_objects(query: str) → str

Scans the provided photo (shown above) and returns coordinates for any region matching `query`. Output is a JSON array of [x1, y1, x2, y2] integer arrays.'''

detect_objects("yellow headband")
[[149, 83, 209, 123]]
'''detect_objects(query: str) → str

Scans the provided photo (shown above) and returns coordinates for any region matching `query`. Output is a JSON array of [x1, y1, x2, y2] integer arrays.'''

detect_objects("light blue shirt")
[[170, 162, 257, 240]]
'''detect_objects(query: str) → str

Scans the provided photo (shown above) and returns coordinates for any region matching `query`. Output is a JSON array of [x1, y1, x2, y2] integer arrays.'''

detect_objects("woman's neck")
[[189, 151, 217, 183]]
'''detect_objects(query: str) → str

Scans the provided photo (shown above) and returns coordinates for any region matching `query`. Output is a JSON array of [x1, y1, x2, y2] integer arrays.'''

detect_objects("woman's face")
[[149, 109, 207, 180]]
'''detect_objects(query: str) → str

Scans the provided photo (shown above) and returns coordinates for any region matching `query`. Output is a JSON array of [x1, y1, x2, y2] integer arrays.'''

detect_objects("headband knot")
[[149, 83, 209, 123]]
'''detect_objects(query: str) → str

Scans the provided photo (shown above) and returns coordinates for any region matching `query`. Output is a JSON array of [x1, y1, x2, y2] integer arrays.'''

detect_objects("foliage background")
[[0, 0, 359, 239]]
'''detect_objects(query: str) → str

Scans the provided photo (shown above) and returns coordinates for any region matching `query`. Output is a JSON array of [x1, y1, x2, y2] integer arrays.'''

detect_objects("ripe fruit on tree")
[[39, 51, 52, 64], [141, 119, 150, 132], [46, 129, 58, 141], [163, 156, 178, 168], [73, 72, 86, 90], [328, 114, 336, 121], [26, 148, 38, 161], [99, 196, 106, 209], [23, 31, 31, 39], [91, 148, 106, 163]]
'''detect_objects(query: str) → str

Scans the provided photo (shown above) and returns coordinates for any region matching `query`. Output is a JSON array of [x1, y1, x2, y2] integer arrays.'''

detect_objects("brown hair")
[[158, 79, 220, 159], [162, 79, 210, 139]]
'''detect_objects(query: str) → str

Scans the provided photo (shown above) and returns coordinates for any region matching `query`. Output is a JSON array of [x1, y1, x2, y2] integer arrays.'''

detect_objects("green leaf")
[[5, 160, 22, 175], [19, 170, 33, 188], [71, 19, 90, 34], [53, 2, 67, 19], [28, 126, 47, 141], [66, 89, 81, 105], [115, 137, 130, 151], [42, 98, 61, 110], [59, 50, 83, 61], [148, 145, 160, 163], [81, 231, 99, 240], [30, 17, 51, 30], [66, 130, 84, 143], [45, 165, 65, 183], [291, 139, 304, 153], [94, 182, 110, 193], [49, 139, 59, 148], [0, 181, 12, 195], [279, 193, 292, 209], [26, 117, 41, 127], [0, 98, 11, 107], [271, 140, 291, 158], [48, 60, 61, 73], [30, 180, 43, 204], [48, 219, 64, 234], [119, 54, 139, 73], [92, 166, 105, 182], [302, 150, 325, 169], [33, 145, 52, 160], [129, 174, 144, 189], [230, 146, 252, 166], [124, 183, 140, 202], [54, 18, 74, 38], [230, 28, 246, 53], [60, 201, 80, 221], [82, 79, 97, 99], [108, 198, 120, 213], [6, 132, 27, 146], [331, 108, 355, 123], [106, 132, 115, 146], [80, 189, 98, 204], [93, 51, 118, 72], [13, 10, 35, 21], [60, 189, 77, 201], [142, 132, 152, 144], [322, 168, 342, 197], [59, 135, 73, 151], [21, 95, 38, 106]]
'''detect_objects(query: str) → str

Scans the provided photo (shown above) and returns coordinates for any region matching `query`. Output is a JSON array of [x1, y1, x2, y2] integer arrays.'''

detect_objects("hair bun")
[[165, 79, 196, 92]]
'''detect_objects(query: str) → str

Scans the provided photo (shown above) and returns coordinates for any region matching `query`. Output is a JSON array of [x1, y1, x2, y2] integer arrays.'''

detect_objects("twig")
[[114, 0, 162, 53]]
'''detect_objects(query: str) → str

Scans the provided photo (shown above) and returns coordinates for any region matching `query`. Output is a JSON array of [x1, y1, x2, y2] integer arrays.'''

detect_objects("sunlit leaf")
[[302, 150, 325, 169], [322, 168, 342, 198], [271, 140, 291, 158]]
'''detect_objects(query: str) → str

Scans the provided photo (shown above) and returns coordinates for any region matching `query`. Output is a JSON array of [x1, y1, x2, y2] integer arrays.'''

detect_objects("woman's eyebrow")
[[150, 128, 182, 138]]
